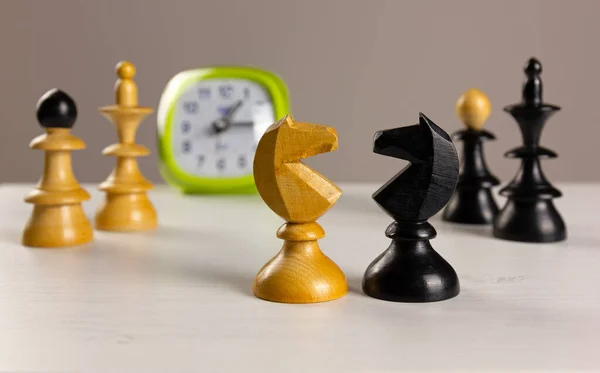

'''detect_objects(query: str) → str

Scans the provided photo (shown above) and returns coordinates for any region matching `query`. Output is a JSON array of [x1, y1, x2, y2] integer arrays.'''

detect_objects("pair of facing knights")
[[252, 112, 459, 304], [251, 57, 565, 305]]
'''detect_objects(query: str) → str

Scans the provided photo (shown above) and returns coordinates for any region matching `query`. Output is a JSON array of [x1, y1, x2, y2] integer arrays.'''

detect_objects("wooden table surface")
[[0, 183, 598, 372]]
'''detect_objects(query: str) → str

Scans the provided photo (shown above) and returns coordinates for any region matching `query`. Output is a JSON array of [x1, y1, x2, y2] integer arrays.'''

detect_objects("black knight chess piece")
[[493, 57, 566, 243], [443, 88, 500, 224], [362, 113, 460, 302]]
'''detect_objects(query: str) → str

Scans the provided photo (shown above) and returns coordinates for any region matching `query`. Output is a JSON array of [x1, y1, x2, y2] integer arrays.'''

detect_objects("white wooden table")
[[0, 183, 598, 372]]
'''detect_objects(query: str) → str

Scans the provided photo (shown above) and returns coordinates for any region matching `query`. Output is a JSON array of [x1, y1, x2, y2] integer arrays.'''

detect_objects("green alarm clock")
[[157, 66, 290, 194]]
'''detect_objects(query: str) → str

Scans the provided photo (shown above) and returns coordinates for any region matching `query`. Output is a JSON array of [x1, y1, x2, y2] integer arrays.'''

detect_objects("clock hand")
[[229, 121, 254, 128], [211, 100, 244, 134], [201, 120, 254, 138], [203, 121, 254, 137], [224, 101, 243, 120]]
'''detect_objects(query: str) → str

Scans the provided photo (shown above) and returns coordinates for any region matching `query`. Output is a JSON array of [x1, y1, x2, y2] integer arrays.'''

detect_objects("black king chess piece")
[[493, 57, 566, 243], [443, 88, 500, 224], [362, 113, 460, 302]]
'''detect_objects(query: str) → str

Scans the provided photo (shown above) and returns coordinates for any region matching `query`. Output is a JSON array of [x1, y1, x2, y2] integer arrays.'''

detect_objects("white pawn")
[[22, 89, 93, 248], [95, 61, 157, 231]]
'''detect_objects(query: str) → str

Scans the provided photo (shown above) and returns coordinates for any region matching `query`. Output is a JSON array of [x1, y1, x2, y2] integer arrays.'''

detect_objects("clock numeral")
[[184, 101, 198, 114], [238, 155, 247, 169], [181, 121, 191, 134], [217, 106, 230, 116], [182, 141, 191, 153], [216, 158, 226, 172], [197, 154, 205, 167], [243, 87, 250, 99], [216, 140, 228, 152], [219, 85, 233, 99], [198, 88, 211, 99]]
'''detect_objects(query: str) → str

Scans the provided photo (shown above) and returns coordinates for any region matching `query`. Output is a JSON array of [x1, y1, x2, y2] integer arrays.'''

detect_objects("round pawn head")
[[114, 60, 138, 107], [522, 57, 543, 106], [456, 88, 491, 131], [525, 57, 542, 76], [116, 61, 136, 79], [36, 89, 77, 129]]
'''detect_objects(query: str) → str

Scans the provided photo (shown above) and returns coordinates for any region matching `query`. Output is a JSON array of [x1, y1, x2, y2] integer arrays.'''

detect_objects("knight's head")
[[374, 113, 447, 164], [372, 113, 459, 221], [267, 115, 338, 163], [253, 114, 341, 223]]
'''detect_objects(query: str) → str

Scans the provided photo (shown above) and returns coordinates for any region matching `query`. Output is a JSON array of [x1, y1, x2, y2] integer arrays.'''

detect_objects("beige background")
[[0, 0, 596, 184]]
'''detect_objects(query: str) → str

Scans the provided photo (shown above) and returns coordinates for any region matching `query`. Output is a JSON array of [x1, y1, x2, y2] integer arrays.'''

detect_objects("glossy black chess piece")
[[493, 58, 566, 243], [362, 113, 460, 302], [36, 89, 78, 128], [443, 89, 500, 225]]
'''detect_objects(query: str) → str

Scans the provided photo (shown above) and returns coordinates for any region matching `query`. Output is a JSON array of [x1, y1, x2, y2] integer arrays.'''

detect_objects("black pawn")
[[493, 58, 566, 243], [36, 89, 78, 129], [362, 113, 460, 302], [443, 89, 500, 224]]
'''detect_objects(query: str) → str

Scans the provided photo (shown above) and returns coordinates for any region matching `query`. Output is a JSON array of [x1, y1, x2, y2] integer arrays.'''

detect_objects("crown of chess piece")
[[443, 88, 500, 224], [252, 115, 347, 303], [493, 57, 566, 242], [22, 89, 93, 248], [95, 61, 157, 232], [362, 113, 460, 302]]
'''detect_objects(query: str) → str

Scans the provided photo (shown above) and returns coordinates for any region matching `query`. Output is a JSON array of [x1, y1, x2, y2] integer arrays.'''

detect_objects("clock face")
[[171, 78, 275, 178]]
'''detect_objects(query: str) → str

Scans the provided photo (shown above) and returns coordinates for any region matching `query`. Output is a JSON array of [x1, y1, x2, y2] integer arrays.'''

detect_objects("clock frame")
[[157, 66, 290, 194]]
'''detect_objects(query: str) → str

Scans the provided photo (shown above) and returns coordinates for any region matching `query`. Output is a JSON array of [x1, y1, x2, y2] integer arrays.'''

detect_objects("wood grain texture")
[[252, 115, 347, 303], [0, 183, 597, 372], [494, 57, 566, 243], [443, 89, 500, 224], [95, 61, 157, 232], [364, 113, 460, 302], [371, 113, 459, 222], [455, 88, 491, 132], [22, 90, 93, 248]]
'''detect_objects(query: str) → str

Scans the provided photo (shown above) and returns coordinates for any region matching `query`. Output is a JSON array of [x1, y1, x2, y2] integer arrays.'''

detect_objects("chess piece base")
[[22, 204, 93, 248], [362, 222, 460, 303], [252, 222, 348, 304], [95, 192, 157, 232], [443, 188, 499, 225], [493, 199, 566, 243]]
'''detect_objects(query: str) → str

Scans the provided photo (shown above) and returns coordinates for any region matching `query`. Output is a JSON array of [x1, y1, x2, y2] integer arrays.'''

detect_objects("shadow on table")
[[40, 224, 255, 298], [152, 225, 257, 297], [191, 265, 255, 297], [437, 218, 494, 238], [0, 228, 23, 245], [334, 193, 380, 215], [346, 275, 365, 296]]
